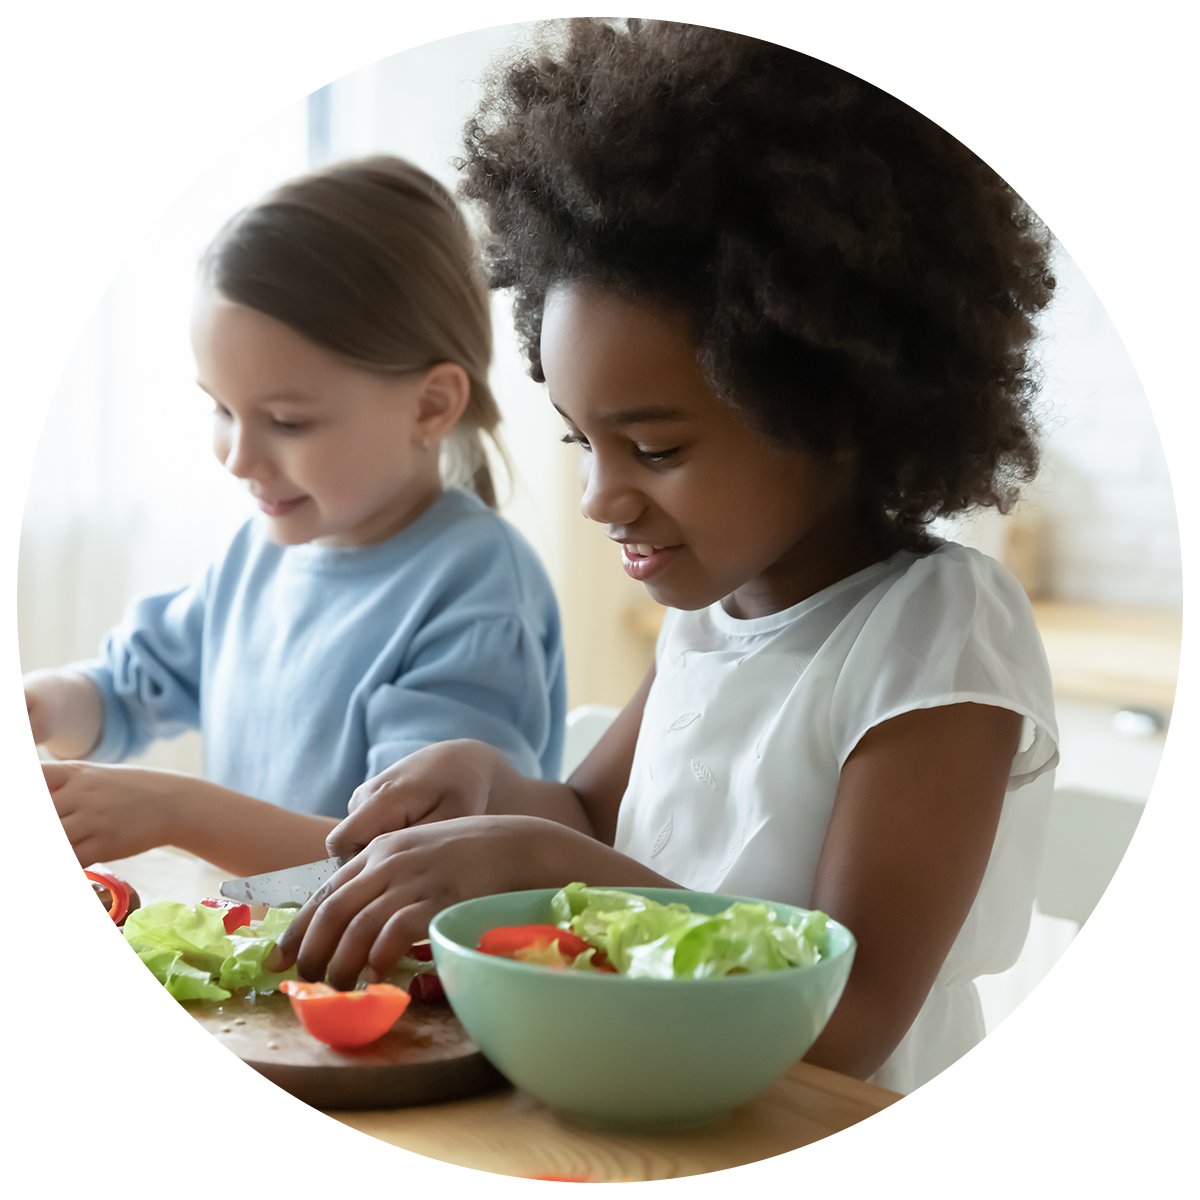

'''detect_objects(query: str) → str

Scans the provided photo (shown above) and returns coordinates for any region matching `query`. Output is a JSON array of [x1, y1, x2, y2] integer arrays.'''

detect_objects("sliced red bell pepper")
[[477, 924, 613, 970], [410, 941, 434, 962], [200, 897, 253, 933], [279, 980, 411, 1048], [478, 924, 591, 957], [408, 971, 446, 1004], [29, 873, 132, 974], [468, 1176, 600, 1195]]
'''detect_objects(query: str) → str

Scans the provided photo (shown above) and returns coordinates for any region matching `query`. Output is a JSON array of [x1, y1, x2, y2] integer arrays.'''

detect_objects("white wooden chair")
[[1041, 782, 1200, 1185], [560, 704, 621, 781]]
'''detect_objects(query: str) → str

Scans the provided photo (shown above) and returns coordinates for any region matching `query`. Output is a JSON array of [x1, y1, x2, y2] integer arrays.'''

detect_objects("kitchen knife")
[[220, 856, 348, 907], [748, 1137, 1012, 1195]]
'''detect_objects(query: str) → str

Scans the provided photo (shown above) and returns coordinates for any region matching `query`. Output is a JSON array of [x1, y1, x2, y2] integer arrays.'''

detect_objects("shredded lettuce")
[[124, 901, 299, 1000], [0, 1070, 182, 1200], [549, 884, 830, 979]]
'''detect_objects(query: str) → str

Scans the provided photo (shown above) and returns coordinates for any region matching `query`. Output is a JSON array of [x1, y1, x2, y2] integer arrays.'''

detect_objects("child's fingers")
[[41, 761, 77, 793], [291, 868, 391, 984], [367, 902, 435, 982], [270, 865, 359, 971], [324, 888, 427, 990]]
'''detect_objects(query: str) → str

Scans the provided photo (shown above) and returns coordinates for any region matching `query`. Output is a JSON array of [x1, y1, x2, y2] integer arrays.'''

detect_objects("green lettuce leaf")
[[550, 885, 831, 979], [125, 901, 299, 1000], [123, 902, 233, 974]]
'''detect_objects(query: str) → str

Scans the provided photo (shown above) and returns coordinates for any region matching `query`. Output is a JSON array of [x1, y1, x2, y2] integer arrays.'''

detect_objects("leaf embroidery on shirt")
[[667, 711, 701, 732], [650, 813, 673, 858], [717, 826, 744, 875], [690, 758, 718, 790]]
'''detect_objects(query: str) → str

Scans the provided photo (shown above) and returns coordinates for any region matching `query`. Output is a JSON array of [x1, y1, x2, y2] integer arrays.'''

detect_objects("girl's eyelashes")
[[636, 446, 680, 464], [560, 432, 680, 464]]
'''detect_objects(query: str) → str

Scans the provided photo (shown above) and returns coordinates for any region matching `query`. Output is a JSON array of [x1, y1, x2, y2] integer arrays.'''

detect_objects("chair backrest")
[[561, 704, 622, 781], [1036, 787, 1200, 955]]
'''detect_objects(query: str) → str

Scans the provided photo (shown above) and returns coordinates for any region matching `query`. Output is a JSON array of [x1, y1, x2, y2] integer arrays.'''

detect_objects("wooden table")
[[0, 849, 1185, 1195]]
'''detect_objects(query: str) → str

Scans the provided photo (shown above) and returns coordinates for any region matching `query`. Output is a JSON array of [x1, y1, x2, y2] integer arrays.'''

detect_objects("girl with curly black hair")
[[277, 20, 1061, 1095]]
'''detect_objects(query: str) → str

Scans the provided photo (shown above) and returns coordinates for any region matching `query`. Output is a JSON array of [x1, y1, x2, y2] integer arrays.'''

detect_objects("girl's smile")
[[618, 543, 683, 581], [540, 283, 878, 618]]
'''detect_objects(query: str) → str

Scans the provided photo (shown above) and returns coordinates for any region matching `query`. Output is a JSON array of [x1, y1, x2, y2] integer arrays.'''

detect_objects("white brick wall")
[[1027, 87, 1200, 609]]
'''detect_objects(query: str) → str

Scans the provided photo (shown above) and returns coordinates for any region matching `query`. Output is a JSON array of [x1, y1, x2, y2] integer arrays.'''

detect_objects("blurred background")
[[2, 0, 1200, 1180]]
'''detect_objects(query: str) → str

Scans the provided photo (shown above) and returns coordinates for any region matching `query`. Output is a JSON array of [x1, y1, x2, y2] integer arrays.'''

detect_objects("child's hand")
[[43, 762, 179, 867], [274, 814, 567, 989], [328, 739, 506, 859]]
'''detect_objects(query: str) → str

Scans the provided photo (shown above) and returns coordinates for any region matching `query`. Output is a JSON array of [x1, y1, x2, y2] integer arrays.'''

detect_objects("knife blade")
[[219, 856, 348, 907]]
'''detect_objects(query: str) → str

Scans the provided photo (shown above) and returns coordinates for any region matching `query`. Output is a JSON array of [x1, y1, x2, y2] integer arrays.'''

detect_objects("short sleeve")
[[828, 545, 1059, 790], [364, 613, 560, 781], [74, 571, 211, 762]]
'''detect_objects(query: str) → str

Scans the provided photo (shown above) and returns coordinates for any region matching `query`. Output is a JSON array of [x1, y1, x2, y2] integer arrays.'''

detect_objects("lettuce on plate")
[[123, 901, 300, 1001], [0, 1070, 182, 1200], [549, 883, 830, 979]]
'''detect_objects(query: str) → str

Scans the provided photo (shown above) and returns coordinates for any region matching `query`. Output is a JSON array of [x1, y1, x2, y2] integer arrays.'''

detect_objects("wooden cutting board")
[[48, 940, 501, 1108], [0, 878, 140, 950]]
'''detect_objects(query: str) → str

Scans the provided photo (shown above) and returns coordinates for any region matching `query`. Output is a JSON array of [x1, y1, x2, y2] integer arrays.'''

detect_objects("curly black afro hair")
[[458, 19, 1056, 550]]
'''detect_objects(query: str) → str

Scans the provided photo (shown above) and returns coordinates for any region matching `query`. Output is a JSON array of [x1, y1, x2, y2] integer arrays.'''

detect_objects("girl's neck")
[[310, 476, 445, 548], [722, 508, 894, 620]]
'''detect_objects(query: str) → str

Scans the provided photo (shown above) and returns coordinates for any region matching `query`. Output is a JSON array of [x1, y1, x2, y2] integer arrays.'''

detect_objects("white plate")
[[0, 1032, 236, 1190]]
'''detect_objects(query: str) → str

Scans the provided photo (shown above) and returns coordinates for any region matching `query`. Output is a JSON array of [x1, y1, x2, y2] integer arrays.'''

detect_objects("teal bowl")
[[429, 887, 856, 1131]]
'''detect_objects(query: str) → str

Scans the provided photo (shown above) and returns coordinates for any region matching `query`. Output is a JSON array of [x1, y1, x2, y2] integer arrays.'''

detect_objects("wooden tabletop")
[[0, 849, 1185, 1195], [1029, 601, 1181, 712]]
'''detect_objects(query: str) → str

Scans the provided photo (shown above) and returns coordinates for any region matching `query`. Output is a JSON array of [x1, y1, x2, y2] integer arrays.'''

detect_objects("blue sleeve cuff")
[[71, 661, 137, 762]]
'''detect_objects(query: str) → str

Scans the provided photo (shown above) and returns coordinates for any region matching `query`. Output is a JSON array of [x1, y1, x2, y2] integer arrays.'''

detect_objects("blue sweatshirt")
[[76, 488, 566, 818]]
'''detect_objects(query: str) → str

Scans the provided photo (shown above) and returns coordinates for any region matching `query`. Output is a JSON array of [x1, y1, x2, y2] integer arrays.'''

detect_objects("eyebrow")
[[552, 402, 686, 427], [195, 381, 319, 404]]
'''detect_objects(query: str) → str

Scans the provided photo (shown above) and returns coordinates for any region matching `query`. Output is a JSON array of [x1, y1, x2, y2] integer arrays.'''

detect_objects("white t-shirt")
[[613, 541, 1059, 1094]]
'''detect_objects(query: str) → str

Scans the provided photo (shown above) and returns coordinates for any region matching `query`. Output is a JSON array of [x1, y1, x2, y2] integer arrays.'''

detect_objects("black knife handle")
[[748, 1137, 1012, 1195]]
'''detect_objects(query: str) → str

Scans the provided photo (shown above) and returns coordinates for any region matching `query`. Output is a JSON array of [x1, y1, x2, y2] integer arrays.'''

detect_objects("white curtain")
[[1, 0, 309, 768]]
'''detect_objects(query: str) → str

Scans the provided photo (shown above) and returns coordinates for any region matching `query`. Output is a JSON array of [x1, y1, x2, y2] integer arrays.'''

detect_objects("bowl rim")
[[427, 885, 856, 987]]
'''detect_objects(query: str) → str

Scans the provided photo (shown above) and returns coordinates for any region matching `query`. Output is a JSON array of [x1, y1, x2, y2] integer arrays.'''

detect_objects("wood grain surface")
[[48, 931, 501, 1108], [0, 844, 1190, 1200], [0, 873, 140, 945]]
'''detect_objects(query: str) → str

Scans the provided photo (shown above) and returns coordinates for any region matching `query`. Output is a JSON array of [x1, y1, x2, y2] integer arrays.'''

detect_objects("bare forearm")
[[163, 775, 338, 877], [521, 817, 681, 890], [484, 758, 596, 835], [802, 977, 912, 1080]]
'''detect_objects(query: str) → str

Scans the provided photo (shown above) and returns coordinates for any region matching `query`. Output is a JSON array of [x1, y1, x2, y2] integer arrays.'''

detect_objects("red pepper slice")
[[29, 868, 132, 969], [408, 972, 446, 1004], [410, 941, 434, 962], [465, 1171, 592, 1200], [279, 981, 411, 1048], [478, 924, 594, 963], [199, 897, 253, 933]]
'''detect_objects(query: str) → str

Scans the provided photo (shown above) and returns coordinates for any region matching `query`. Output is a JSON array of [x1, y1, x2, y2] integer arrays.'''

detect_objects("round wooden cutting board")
[[0, 878, 140, 950], [188, 971, 506, 1111]]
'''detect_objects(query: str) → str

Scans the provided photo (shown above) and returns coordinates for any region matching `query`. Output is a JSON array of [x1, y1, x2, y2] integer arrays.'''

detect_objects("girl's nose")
[[216, 421, 262, 480], [579, 453, 645, 526]]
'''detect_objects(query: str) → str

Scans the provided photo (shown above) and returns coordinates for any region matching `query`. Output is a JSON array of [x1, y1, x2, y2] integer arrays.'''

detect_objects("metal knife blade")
[[219, 856, 347, 906]]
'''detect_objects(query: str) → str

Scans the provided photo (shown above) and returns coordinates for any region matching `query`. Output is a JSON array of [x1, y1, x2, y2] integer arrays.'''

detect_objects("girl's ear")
[[413, 362, 472, 444]]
